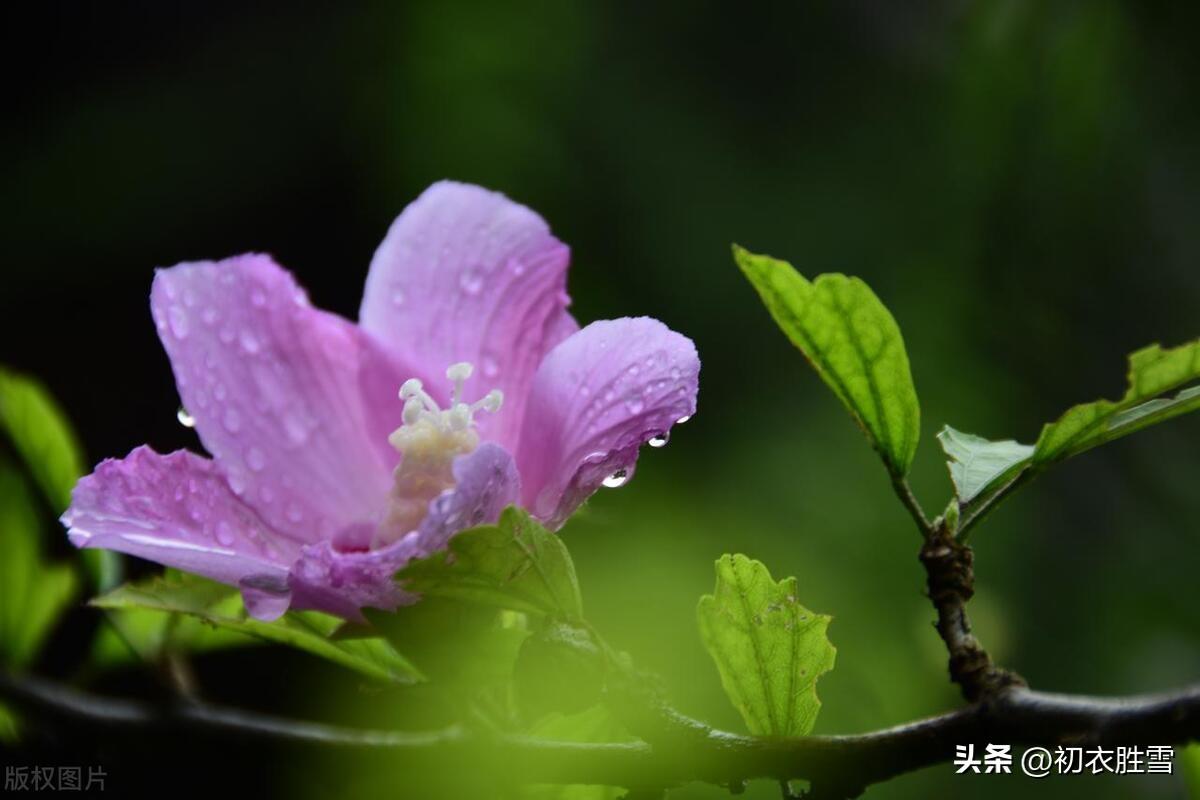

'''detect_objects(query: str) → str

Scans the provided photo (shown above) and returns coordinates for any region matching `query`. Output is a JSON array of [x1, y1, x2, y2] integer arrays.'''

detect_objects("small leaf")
[[1034, 339, 1200, 464], [0, 461, 78, 669], [734, 246, 920, 476], [91, 573, 422, 684], [397, 506, 583, 620], [937, 426, 1034, 505], [697, 554, 835, 737]]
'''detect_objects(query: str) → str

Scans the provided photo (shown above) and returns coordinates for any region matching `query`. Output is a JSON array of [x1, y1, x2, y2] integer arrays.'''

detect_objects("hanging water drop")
[[648, 432, 669, 448], [676, 414, 692, 424], [602, 469, 629, 489], [177, 407, 196, 428]]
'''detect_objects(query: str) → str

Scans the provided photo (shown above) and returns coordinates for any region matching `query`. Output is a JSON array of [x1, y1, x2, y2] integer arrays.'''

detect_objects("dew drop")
[[246, 446, 266, 472], [215, 521, 235, 546], [508, 257, 526, 276], [459, 268, 484, 295], [286, 503, 304, 523], [648, 432, 669, 448], [676, 414, 692, 424], [481, 353, 500, 378], [250, 289, 267, 308], [168, 306, 189, 339], [239, 329, 261, 354], [223, 407, 242, 433], [391, 288, 405, 307], [176, 407, 196, 428], [602, 469, 629, 489], [239, 575, 291, 621], [625, 397, 645, 414]]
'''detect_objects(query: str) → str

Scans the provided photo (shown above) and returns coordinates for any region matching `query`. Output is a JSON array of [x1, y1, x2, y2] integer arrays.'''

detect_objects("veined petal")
[[415, 442, 521, 553], [151, 255, 406, 544], [62, 447, 299, 587], [288, 443, 520, 621], [517, 317, 700, 529], [359, 181, 571, 451]]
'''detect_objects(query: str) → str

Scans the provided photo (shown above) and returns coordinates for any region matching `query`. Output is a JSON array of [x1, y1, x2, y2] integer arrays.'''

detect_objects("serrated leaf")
[[1034, 339, 1200, 464], [734, 246, 920, 476], [397, 506, 583, 620], [92, 573, 422, 684], [0, 461, 78, 669], [937, 425, 1034, 505], [697, 554, 835, 737]]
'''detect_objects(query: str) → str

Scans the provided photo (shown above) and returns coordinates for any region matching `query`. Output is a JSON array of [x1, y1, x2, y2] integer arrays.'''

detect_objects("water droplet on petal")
[[239, 575, 291, 621], [459, 268, 484, 295], [239, 329, 261, 354], [251, 289, 267, 308], [176, 407, 196, 428], [648, 433, 669, 448], [602, 470, 629, 489], [481, 353, 500, 378], [168, 306, 189, 339], [391, 288, 405, 307], [625, 397, 645, 414], [508, 257, 526, 276], [246, 447, 266, 472], [676, 414, 692, 424], [223, 408, 242, 433], [201, 307, 219, 326], [215, 521, 235, 546], [286, 503, 304, 524]]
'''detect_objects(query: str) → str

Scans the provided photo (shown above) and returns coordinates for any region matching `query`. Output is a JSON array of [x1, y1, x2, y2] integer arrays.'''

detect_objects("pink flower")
[[62, 182, 699, 621]]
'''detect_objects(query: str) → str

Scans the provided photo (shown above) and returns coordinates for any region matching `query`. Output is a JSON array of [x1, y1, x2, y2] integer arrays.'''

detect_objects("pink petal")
[[359, 181, 572, 452], [287, 443, 520, 620], [62, 446, 299, 588], [151, 255, 406, 544], [516, 317, 700, 529]]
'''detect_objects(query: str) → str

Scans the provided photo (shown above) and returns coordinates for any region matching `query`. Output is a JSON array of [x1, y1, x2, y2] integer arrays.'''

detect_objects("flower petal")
[[151, 255, 406, 544], [62, 446, 299, 588], [415, 442, 521, 553], [359, 181, 571, 451], [516, 317, 700, 529], [287, 443, 520, 621]]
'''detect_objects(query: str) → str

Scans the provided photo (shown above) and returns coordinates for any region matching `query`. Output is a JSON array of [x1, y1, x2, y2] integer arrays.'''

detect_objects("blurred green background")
[[2, 1, 1198, 797]]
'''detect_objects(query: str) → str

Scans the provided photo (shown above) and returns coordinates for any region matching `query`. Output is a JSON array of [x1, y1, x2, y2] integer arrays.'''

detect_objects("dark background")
[[2, 2, 1199, 798]]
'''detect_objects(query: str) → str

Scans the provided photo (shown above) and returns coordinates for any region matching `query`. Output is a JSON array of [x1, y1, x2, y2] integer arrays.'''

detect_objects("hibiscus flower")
[[62, 182, 699, 621]]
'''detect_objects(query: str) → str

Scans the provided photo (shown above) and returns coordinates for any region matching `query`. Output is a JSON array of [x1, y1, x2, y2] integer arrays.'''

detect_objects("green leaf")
[[397, 506, 583, 620], [0, 703, 18, 744], [697, 554, 835, 737], [0, 461, 78, 669], [734, 246, 920, 476], [520, 706, 633, 800], [90, 606, 255, 669], [937, 425, 1034, 505], [0, 366, 121, 591], [92, 573, 422, 684], [1034, 339, 1200, 464], [1182, 744, 1200, 799], [0, 367, 84, 512]]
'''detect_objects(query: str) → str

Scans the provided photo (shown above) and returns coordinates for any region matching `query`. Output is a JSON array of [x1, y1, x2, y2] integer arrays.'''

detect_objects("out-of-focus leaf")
[[1182, 744, 1200, 799], [697, 554, 836, 737], [0, 461, 78, 670], [0, 366, 121, 590], [734, 246, 920, 476], [92, 573, 422, 684], [937, 426, 1034, 505], [0, 367, 83, 511], [0, 703, 17, 744], [397, 506, 583, 620], [1034, 339, 1200, 464], [514, 622, 604, 720], [520, 705, 633, 800]]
